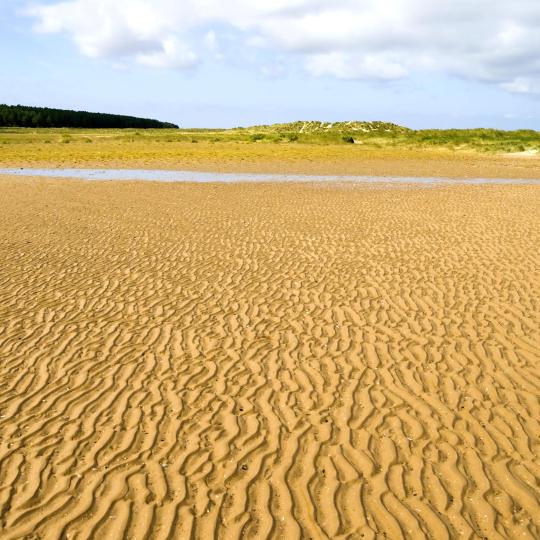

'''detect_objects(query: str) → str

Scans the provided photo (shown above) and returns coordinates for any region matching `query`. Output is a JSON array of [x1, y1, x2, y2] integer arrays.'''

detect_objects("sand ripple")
[[0, 178, 539, 539]]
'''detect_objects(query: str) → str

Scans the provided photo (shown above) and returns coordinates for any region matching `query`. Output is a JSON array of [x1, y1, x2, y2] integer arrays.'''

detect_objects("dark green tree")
[[0, 104, 178, 129]]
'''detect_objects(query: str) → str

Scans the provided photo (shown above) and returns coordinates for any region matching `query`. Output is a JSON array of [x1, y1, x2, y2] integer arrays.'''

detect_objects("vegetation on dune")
[[0, 104, 178, 129], [399, 128, 540, 153], [219, 121, 539, 152], [185, 121, 539, 152], [243, 120, 410, 134], [0, 121, 539, 166]]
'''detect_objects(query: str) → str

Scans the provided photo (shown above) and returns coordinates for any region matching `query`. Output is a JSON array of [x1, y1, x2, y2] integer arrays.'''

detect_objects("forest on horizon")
[[0, 104, 178, 129]]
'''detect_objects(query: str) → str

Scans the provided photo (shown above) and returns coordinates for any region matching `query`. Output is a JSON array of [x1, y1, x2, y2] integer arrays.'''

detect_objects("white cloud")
[[305, 53, 408, 81], [501, 78, 540, 95], [203, 30, 217, 52], [260, 62, 286, 78], [137, 37, 198, 69], [24, 0, 540, 94]]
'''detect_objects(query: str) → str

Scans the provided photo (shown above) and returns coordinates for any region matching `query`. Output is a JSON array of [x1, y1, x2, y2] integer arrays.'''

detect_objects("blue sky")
[[1, 0, 539, 129]]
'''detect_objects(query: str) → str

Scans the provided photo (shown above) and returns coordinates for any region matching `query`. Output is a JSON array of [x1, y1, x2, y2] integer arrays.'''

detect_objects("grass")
[[1, 123, 539, 153]]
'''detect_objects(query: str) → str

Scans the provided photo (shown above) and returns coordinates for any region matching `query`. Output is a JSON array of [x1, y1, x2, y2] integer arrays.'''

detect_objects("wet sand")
[[0, 176, 539, 539], [2, 167, 539, 185]]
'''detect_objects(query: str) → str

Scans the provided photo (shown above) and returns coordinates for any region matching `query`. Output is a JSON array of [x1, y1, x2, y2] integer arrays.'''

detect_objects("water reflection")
[[0, 168, 538, 185]]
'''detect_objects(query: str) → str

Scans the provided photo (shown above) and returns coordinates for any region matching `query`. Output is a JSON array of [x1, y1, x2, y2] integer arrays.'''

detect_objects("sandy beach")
[[0, 176, 539, 539], [2, 138, 540, 180]]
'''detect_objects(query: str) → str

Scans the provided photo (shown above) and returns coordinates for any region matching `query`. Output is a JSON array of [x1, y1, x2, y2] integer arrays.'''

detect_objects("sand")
[[2, 140, 540, 179], [0, 176, 539, 539]]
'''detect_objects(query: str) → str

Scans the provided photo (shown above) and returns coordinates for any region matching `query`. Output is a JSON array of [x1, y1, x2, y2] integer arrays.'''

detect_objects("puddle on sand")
[[0, 168, 539, 185]]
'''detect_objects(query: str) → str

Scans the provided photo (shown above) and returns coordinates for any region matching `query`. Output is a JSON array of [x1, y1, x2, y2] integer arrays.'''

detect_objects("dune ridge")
[[0, 177, 539, 539]]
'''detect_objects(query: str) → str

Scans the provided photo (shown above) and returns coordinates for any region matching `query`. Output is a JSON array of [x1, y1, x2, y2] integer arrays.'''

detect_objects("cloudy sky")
[[2, 0, 540, 128]]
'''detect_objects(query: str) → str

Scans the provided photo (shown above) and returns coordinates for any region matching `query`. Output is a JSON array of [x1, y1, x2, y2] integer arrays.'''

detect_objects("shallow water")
[[0, 167, 539, 185]]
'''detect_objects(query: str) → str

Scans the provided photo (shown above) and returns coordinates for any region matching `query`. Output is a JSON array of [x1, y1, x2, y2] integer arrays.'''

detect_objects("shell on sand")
[[0, 177, 539, 539]]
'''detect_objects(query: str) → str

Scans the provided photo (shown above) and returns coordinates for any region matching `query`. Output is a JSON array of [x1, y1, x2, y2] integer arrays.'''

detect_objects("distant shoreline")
[[2, 127, 540, 180], [2, 148, 539, 180]]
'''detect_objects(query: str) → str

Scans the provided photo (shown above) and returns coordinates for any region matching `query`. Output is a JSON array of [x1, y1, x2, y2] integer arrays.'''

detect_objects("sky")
[[1, 0, 540, 129]]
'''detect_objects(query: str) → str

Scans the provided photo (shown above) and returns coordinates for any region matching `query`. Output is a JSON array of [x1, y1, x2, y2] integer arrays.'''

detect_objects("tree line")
[[0, 104, 178, 129]]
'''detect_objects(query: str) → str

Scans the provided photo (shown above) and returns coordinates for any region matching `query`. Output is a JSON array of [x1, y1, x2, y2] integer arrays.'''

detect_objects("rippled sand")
[[1, 177, 539, 539]]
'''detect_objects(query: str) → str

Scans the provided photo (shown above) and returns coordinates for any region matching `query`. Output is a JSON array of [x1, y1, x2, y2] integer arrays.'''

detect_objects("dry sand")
[[2, 141, 540, 179], [0, 176, 539, 539]]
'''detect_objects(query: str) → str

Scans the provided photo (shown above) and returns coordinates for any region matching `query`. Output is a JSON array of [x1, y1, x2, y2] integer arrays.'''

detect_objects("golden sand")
[[2, 140, 540, 179], [0, 176, 539, 539]]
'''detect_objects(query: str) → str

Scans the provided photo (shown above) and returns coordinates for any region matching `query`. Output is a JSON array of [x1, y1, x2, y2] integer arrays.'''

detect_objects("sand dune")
[[0, 177, 539, 539]]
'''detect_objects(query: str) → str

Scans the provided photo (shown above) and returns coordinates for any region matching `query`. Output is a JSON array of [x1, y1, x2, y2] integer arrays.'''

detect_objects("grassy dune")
[[2, 122, 540, 151]]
